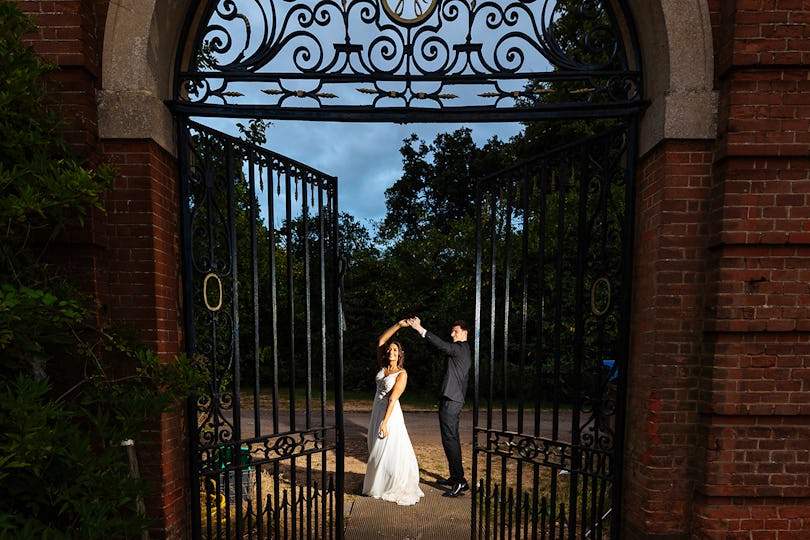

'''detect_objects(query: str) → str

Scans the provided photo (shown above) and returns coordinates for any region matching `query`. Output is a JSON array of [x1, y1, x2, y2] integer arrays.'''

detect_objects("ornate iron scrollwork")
[[197, 427, 336, 474], [175, 0, 642, 119], [479, 428, 612, 479], [181, 120, 343, 538]]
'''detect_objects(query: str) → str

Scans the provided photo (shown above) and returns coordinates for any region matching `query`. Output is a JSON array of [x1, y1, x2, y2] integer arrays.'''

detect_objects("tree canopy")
[[379, 128, 513, 243]]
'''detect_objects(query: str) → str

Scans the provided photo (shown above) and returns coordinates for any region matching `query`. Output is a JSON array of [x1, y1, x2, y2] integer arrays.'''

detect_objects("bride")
[[361, 320, 424, 505]]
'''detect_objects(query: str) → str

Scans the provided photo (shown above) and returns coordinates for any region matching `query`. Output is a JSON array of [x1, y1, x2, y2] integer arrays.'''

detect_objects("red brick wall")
[[625, 140, 715, 539], [697, 0, 810, 537], [17, 2, 190, 539], [17, 0, 105, 156], [100, 138, 188, 539], [625, 1, 810, 538], [99, 140, 185, 354]]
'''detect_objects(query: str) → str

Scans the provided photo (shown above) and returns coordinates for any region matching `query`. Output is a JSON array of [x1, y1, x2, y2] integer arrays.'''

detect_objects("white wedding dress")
[[362, 369, 424, 505]]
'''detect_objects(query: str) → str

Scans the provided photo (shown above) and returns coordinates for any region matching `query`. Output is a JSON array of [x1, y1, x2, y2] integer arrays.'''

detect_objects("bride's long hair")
[[379, 340, 405, 370]]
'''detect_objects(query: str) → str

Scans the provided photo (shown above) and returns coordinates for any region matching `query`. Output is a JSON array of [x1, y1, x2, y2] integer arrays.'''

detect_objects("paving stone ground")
[[344, 481, 471, 540]]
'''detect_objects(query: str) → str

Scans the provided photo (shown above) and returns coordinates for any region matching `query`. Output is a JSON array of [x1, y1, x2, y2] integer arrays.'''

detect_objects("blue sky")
[[260, 120, 523, 226], [206, 118, 523, 228], [191, 1, 551, 228]]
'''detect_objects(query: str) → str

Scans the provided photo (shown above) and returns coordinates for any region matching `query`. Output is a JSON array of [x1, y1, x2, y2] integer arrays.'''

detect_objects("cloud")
[[200, 117, 521, 228], [264, 120, 521, 224]]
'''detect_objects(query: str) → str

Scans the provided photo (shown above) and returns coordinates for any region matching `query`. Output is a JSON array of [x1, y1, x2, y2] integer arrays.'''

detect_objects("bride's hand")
[[378, 423, 388, 439]]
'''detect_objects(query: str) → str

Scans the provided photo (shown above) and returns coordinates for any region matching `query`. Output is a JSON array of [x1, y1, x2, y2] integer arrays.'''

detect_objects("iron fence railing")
[[180, 120, 344, 540], [472, 125, 635, 539]]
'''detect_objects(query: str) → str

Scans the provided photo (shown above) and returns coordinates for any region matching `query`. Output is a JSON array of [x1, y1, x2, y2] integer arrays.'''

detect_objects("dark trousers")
[[438, 398, 465, 482]]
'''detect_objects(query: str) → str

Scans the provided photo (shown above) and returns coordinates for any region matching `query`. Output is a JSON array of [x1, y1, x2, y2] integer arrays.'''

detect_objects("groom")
[[407, 316, 471, 497]]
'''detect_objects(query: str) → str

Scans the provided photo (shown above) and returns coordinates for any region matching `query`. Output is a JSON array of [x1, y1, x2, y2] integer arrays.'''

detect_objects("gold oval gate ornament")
[[381, 0, 439, 25], [590, 277, 611, 317], [203, 273, 223, 312]]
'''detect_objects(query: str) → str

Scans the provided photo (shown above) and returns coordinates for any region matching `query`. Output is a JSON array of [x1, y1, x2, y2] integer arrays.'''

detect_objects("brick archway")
[[96, 0, 713, 537], [67, 1, 807, 539], [97, 0, 719, 155]]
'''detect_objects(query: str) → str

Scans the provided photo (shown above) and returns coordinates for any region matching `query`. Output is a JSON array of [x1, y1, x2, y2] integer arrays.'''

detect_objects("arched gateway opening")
[[171, 1, 644, 538]]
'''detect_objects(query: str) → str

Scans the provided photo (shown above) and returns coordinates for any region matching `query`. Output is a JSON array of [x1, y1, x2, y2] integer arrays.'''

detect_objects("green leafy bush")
[[0, 3, 201, 537]]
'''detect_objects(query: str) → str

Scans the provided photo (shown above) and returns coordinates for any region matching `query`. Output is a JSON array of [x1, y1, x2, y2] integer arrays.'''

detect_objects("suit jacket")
[[424, 331, 471, 403]]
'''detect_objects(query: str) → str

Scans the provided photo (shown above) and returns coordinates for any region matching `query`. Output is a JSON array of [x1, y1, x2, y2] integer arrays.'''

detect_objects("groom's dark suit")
[[424, 331, 471, 485]]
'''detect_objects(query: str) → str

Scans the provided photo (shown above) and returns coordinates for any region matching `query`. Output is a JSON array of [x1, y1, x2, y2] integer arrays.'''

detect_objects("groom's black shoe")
[[442, 481, 469, 497], [436, 477, 454, 486]]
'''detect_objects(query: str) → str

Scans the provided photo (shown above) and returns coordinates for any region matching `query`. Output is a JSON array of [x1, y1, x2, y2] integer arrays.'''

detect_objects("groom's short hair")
[[453, 320, 471, 332]]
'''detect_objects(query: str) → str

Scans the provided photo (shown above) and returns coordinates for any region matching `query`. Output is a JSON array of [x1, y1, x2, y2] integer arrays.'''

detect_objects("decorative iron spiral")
[[177, 0, 641, 113]]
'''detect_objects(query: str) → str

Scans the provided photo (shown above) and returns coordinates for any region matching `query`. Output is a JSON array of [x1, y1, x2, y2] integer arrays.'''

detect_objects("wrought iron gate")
[[172, 1, 646, 537], [179, 120, 344, 540], [472, 125, 634, 539]]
